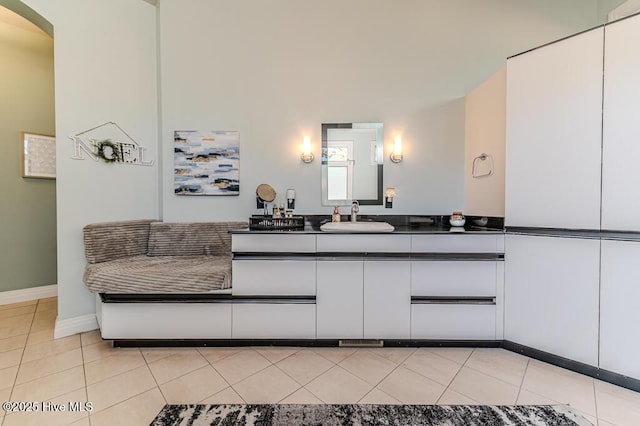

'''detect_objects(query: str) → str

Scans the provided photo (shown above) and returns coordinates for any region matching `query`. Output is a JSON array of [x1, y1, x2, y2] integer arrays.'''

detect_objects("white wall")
[[159, 0, 612, 221], [464, 68, 506, 217], [20, 0, 159, 330]]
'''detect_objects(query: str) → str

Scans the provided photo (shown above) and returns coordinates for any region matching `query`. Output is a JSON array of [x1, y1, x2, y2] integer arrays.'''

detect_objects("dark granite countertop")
[[231, 215, 505, 235]]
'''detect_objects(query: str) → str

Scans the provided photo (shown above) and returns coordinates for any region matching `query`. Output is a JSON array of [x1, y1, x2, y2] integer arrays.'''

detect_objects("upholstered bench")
[[83, 220, 247, 294], [83, 219, 253, 342]]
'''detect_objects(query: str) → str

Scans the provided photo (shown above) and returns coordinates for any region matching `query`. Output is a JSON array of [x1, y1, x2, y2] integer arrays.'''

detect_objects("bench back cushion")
[[147, 221, 248, 256], [83, 219, 156, 264]]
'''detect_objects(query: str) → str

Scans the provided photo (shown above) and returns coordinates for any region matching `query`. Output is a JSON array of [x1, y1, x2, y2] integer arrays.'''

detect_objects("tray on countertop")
[[249, 215, 305, 230]]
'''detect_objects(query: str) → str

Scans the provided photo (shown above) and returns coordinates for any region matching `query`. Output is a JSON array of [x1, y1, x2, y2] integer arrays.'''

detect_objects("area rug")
[[150, 404, 593, 425]]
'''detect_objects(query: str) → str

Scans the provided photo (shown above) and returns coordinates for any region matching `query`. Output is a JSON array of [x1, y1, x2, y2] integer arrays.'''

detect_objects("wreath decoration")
[[95, 139, 121, 164]]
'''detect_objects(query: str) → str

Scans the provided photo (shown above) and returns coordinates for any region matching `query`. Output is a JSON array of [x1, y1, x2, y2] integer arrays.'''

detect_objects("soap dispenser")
[[332, 206, 341, 222]]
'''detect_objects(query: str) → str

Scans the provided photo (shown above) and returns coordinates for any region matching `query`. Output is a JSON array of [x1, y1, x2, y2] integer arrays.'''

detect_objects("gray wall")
[[0, 12, 55, 292], [159, 0, 621, 221]]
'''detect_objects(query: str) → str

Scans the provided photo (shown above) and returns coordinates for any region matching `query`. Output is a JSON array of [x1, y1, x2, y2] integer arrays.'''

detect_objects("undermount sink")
[[320, 221, 395, 233]]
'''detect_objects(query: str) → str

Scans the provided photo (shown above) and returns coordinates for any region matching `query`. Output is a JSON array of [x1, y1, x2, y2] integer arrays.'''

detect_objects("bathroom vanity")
[[230, 222, 504, 343]]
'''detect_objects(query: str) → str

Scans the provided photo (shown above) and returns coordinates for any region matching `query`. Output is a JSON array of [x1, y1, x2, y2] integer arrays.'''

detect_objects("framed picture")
[[174, 130, 239, 195], [22, 132, 56, 179]]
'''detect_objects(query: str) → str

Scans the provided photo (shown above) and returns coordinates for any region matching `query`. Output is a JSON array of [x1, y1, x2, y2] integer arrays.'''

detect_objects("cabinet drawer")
[[232, 260, 316, 295], [232, 303, 316, 339], [316, 234, 411, 253], [100, 303, 232, 339], [232, 234, 316, 253], [411, 304, 496, 340], [411, 235, 501, 253], [411, 261, 497, 297]]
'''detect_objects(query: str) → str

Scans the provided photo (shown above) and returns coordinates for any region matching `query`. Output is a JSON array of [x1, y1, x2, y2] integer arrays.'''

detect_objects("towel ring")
[[472, 153, 494, 178]]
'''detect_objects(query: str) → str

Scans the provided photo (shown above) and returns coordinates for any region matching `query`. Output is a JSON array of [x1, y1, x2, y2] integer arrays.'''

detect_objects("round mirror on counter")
[[256, 184, 276, 215]]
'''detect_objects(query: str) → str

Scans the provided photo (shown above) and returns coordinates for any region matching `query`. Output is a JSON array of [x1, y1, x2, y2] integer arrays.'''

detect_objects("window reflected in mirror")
[[321, 123, 383, 206]]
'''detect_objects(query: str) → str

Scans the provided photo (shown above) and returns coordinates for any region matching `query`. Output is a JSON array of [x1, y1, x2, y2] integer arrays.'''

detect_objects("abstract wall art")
[[174, 130, 239, 195]]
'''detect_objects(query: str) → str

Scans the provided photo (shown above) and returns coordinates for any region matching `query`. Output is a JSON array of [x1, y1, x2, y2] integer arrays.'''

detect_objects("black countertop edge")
[[233, 253, 504, 260], [231, 228, 506, 235], [506, 227, 640, 241]]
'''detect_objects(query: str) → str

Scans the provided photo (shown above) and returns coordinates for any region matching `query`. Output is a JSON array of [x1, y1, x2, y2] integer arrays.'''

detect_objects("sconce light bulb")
[[390, 135, 403, 163], [301, 136, 314, 163], [394, 135, 402, 153]]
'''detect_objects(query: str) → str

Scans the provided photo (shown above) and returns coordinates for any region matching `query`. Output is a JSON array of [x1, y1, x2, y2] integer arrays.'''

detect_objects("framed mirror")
[[321, 122, 383, 206]]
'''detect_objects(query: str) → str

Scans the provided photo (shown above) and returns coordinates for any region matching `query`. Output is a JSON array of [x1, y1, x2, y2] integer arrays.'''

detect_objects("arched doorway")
[[0, 3, 56, 301]]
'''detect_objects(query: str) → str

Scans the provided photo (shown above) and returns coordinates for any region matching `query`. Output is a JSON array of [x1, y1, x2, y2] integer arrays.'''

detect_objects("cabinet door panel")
[[602, 14, 640, 231], [504, 234, 599, 366], [317, 234, 410, 253], [232, 304, 315, 339], [100, 303, 231, 339], [232, 260, 316, 295], [505, 28, 603, 229], [411, 235, 500, 253], [232, 234, 316, 252], [600, 240, 640, 379], [316, 261, 363, 339], [363, 261, 410, 339], [411, 261, 496, 297], [411, 304, 496, 340]]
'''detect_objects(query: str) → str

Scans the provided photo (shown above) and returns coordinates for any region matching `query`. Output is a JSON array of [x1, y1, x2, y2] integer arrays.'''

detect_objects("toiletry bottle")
[[332, 206, 341, 222]]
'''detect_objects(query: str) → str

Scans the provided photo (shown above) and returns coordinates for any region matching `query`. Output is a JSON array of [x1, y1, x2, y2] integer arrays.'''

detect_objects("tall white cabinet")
[[602, 13, 640, 232], [504, 234, 600, 366], [505, 14, 640, 382], [600, 239, 640, 379], [505, 27, 603, 230]]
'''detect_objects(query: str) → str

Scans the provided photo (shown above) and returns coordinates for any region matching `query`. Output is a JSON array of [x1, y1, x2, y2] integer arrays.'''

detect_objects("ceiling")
[[0, 5, 47, 36]]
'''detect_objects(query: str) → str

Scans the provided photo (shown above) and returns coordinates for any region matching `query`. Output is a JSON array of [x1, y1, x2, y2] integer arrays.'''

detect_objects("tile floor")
[[1, 298, 640, 425]]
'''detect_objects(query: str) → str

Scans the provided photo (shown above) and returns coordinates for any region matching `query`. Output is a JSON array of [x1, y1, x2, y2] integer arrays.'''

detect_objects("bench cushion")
[[147, 222, 247, 256], [84, 219, 157, 264], [83, 255, 232, 293]]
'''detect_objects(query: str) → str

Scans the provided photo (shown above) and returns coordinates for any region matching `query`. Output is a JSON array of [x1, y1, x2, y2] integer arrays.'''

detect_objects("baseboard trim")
[[54, 314, 99, 339], [502, 340, 640, 393], [112, 338, 502, 349], [0, 284, 57, 305]]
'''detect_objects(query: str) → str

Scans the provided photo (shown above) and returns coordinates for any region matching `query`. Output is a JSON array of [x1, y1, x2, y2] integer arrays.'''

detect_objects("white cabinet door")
[[504, 234, 600, 366], [232, 304, 316, 339], [600, 240, 640, 379], [505, 27, 603, 229], [316, 260, 363, 339], [363, 260, 410, 339], [411, 261, 497, 297], [602, 14, 640, 232], [411, 304, 496, 340], [232, 259, 316, 295]]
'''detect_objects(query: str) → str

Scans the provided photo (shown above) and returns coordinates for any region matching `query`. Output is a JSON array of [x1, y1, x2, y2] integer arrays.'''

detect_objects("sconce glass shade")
[[301, 136, 314, 163], [390, 135, 403, 163]]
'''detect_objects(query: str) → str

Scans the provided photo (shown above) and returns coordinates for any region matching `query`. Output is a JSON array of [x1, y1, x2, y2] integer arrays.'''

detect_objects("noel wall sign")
[[70, 122, 153, 166]]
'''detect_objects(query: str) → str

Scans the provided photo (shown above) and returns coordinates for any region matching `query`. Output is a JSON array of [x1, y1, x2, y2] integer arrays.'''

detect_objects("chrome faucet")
[[350, 200, 360, 222]]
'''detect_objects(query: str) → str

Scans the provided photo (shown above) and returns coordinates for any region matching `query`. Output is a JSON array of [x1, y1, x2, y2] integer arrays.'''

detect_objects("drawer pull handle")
[[411, 296, 495, 305]]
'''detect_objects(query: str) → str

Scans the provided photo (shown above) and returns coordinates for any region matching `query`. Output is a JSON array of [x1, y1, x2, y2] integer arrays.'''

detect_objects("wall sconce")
[[301, 136, 314, 163], [390, 135, 403, 163]]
